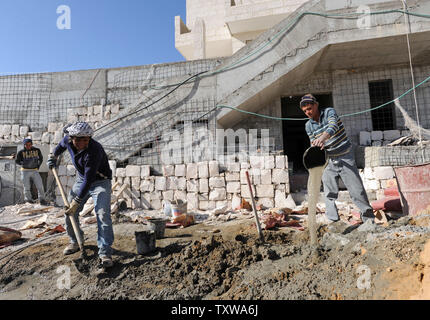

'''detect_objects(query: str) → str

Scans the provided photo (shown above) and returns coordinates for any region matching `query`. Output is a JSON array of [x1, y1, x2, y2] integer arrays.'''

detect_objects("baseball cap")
[[300, 94, 317, 107]]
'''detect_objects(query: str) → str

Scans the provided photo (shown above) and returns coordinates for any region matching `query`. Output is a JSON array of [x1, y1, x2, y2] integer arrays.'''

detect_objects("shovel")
[[51, 167, 86, 259]]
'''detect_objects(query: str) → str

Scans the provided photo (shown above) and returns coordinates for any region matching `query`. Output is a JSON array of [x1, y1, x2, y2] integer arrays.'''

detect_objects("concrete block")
[[363, 167, 373, 180], [198, 161, 209, 178], [41, 132, 51, 144], [150, 199, 162, 210], [231, 194, 241, 210], [257, 198, 274, 208], [141, 165, 150, 178], [66, 177, 75, 188], [209, 176, 225, 188], [140, 179, 154, 192], [108, 161, 116, 177], [373, 166, 394, 180], [264, 156, 275, 169], [226, 162, 241, 172], [364, 179, 380, 191], [241, 184, 255, 198], [383, 130, 400, 141], [162, 165, 175, 176], [175, 164, 186, 177], [53, 131, 62, 144], [187, 193, 199, 210], [162, 190, 174, 201], [11, 125, 19, 136], [131, 177, 141, 191], [249, 168, 261, 185], [256, 185, 274, 198], [116, 168, 126, 178], [249, 156, 263, 168], [208, 161, 219, 176], [209, 188, 227, 201], [199, 200, 209, 211], [199, 178, 209, 193], [19, 126, 29, 137], [29, 131, 42, 141], [225, 172, 240, 181], [174, 190, 187, 201], [167, 177, 178, 190], [275, 191, 296, 209], [359, 131, 371, 146], [260, 169, 272, 185], [141, 193, 151, 209], [275, 155, 285, 169], [226, 181, 241, 193], [371, 131, 383, 141], [272, 169, 289, 184], [187, 179, 199, 192], [240, 162, 250, 169], [177, 177, 187, 191], [125, 165, 141, 177], [186, 163, 198, 179], [48, 122, 57, 132], [155, 177, 167, 191]]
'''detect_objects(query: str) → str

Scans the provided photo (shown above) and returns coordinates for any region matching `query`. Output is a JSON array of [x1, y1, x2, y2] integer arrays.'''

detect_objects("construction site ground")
[[1, 200, 430, 301]]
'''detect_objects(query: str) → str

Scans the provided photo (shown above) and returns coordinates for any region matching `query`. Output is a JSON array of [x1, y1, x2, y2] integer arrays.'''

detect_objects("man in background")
[[15, 138, 48, 205]]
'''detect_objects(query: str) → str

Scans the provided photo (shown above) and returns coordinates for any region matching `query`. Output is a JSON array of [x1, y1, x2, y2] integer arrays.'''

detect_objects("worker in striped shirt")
[[300, 94, 375, 224]]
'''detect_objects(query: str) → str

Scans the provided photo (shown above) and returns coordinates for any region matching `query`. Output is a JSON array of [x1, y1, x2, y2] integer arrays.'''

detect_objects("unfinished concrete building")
[[0, 0, 430, 211]]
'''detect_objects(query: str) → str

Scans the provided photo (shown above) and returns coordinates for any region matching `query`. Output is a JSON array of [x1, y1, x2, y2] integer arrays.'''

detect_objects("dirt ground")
[[1, 204, 430, 300]]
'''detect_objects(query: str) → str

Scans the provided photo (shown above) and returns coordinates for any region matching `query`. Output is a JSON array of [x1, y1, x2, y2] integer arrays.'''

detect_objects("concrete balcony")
[[225, 0, 307, 35]]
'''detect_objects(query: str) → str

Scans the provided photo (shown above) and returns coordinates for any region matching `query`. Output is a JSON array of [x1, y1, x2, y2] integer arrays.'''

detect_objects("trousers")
[[322, 148, 374, 222], [65, 176, 114, 258], [21, 170, 45, 202]]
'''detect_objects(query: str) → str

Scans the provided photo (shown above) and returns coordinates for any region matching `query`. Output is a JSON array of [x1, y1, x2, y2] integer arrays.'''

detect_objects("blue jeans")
[[21, 170, 45, 202], [322, 148, 375, 222], [65, 176, 114, 258]]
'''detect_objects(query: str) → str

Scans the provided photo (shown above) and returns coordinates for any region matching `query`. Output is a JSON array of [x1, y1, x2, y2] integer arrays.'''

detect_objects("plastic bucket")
[[135, 230, 156, 255], [303, 146, 327, 170], [147, 218, 167, 239], [171, 199, 187, 218]]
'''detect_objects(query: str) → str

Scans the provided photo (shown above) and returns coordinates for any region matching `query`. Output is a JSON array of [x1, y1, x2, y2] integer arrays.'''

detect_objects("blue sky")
[[0, 0, 186, 75]]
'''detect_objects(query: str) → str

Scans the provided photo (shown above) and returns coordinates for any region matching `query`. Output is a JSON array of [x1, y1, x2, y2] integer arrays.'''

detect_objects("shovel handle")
[[50, 167, 84, 252], [51, 167, 70, 207]]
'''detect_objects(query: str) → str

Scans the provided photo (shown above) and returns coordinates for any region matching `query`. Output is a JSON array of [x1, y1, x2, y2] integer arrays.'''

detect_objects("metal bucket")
[[135, 230, 156, 255], [303, 146, 327, 170], [147, 218, 167, 239], [394, 162, 430, 216]]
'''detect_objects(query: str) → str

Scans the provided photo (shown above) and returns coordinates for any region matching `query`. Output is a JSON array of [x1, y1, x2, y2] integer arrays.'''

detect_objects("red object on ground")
[[384, 187, 400, 197], [371, 196, 402, 212]]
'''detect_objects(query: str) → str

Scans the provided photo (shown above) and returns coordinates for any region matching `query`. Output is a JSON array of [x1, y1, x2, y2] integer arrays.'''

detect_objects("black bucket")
[[303, 146, 327, 170]]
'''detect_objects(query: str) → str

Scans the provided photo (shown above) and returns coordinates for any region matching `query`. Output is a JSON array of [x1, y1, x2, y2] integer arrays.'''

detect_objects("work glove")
[[47, 155, 57, 169], [64, 197, 81, 216]]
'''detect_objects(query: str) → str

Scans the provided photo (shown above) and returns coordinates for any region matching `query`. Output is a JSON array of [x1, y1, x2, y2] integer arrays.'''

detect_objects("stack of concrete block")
[[67, 104, 121, 131], [52, 156, 291, 211], [359, 130, 410, 147], [0, 124, 31, 143]]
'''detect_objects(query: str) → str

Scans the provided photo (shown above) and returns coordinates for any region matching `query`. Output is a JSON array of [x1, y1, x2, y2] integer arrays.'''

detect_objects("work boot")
[[100, 256, 113, 268], [63, 243, 80, 255], [40, 199, 49, 206]]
